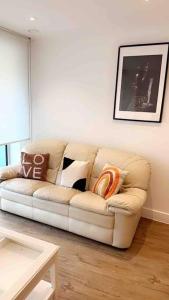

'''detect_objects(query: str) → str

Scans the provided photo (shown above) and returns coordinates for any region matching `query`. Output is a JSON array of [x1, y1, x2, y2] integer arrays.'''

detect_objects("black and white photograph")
[[113, 43, 169, 122]]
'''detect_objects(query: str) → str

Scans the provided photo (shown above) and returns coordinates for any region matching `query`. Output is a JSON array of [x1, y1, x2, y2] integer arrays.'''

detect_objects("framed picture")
[[113, 43, 169, 122]]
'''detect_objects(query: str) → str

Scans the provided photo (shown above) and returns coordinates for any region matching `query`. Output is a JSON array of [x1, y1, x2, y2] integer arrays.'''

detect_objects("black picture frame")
[[113, 42, 169, 123]]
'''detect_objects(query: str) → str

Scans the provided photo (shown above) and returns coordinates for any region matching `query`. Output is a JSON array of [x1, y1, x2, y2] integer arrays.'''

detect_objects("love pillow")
[[20, 152, 49, 181]]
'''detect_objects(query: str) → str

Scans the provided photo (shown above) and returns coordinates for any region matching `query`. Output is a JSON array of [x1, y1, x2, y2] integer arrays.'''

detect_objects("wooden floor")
[[0, 211, 169, 300]]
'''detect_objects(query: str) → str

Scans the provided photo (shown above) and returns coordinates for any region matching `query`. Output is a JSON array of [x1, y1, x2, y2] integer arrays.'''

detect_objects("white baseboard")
[[142, 207, 169, 224]]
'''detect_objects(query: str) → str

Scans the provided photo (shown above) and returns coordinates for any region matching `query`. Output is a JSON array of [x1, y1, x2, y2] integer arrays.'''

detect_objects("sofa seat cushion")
[[0, 189, 33, 207], [69, 206, 114, 229], [33, 185, 81, 205], [70, 191, 112, 216], [0, 178, 50, 196]]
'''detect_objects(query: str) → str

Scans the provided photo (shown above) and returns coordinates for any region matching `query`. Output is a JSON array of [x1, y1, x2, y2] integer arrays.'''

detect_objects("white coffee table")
[[0, 227, 59, 300]]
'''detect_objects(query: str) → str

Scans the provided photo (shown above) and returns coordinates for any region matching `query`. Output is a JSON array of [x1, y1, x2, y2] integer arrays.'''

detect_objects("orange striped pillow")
[[92, 164, 128, 200]]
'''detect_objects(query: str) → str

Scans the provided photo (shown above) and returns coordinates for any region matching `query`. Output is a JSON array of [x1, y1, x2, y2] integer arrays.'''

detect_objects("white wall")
[[31, 30, 169, 223]]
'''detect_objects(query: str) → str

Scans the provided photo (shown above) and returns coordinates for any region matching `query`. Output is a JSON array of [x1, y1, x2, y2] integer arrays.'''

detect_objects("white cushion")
[[56, 143, 98, 189], [61, 157, 89, 191]]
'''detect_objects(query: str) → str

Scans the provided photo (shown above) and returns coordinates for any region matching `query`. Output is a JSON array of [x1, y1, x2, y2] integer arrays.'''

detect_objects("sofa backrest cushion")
[[22, 139, 67, 183], [90, 147, 150, 191], [56, 143, 98, 189]]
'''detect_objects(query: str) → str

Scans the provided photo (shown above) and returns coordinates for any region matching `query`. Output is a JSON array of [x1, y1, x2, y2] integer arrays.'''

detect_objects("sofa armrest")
[[107, 188, 147, 215], [0, 165, 21, 182]]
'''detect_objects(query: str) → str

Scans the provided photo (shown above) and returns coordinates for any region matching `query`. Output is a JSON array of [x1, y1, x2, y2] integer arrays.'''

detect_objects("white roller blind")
[[0, 28, 30, 145]]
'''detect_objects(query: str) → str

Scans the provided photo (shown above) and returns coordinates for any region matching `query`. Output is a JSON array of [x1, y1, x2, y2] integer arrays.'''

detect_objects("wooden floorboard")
[[0, 210, 169, 300]]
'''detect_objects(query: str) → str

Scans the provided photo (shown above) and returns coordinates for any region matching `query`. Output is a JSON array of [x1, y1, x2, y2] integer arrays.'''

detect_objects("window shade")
[[0, 28, 30, 145]]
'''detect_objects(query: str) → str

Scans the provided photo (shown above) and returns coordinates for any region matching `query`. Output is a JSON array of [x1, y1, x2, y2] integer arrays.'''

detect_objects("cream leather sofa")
[[0, 139, 150, 248]]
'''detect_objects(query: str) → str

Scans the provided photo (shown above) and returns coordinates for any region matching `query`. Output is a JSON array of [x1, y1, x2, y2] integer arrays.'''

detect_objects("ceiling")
[[0, 0, 169, 38]]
